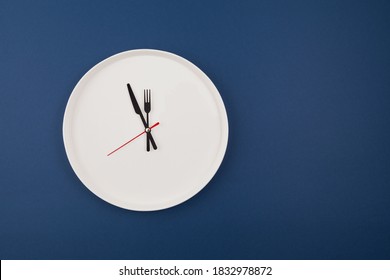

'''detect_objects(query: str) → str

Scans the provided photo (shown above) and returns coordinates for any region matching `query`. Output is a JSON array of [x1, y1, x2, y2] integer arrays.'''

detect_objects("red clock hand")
[[107, 122, 160, 156]]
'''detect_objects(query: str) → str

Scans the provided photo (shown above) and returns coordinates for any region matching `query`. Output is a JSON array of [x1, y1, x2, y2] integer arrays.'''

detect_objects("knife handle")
[[148, 132, 157, 150]]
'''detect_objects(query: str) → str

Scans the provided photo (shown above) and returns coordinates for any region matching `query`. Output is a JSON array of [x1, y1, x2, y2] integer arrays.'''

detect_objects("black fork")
[[144, 89, 151, 152]]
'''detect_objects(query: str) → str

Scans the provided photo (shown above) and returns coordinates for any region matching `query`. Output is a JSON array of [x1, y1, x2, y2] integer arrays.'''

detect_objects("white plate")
[[63, 49, 228, 211]]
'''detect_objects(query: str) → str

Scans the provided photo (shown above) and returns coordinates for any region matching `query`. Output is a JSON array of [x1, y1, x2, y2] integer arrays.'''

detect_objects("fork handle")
[[146, 113, 151, 151]]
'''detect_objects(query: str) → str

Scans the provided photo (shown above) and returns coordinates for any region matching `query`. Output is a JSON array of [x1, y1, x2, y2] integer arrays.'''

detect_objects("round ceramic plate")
[[63, 49, 228, 211]]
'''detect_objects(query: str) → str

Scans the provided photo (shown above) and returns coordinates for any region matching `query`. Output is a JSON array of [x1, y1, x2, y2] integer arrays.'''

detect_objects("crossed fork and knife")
[[127, 83, 157, 152]]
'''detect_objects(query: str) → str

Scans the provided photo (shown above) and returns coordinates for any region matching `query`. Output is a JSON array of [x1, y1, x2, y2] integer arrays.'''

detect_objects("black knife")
[[127, 83, 157, 150]]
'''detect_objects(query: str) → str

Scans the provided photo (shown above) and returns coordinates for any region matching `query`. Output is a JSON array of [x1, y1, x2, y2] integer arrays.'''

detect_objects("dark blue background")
[[1, 0, 389, 259]]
